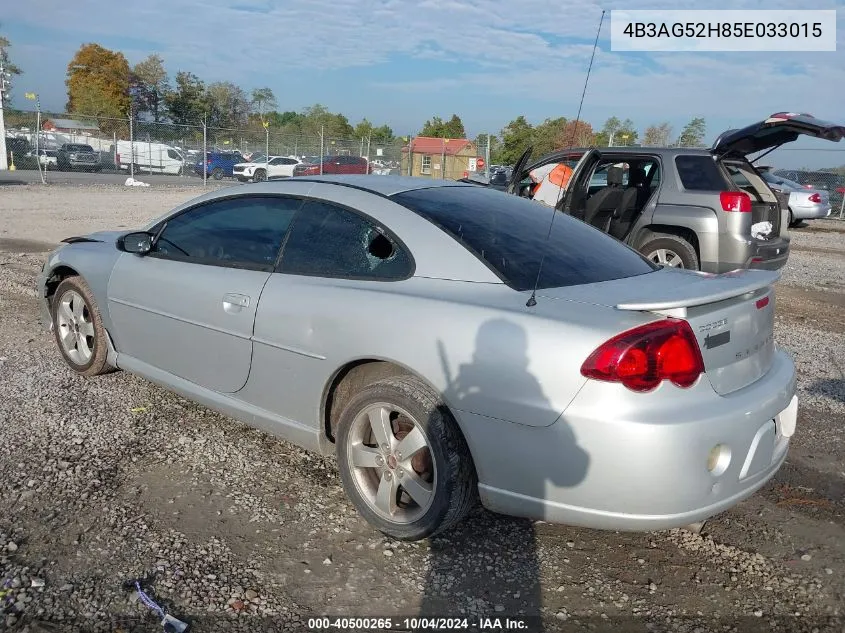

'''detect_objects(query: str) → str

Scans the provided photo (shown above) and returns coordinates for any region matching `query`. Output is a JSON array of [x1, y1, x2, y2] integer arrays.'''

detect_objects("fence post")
[[129, 107, 135, 180], [485, 133, 490, 180], [839, 194, 845, 220], [319, 126, 324, 175], [202, 116, 207, 187]]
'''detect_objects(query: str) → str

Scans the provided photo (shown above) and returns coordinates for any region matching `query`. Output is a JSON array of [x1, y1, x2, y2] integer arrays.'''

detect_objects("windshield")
[[67, 144, 93, 152], [391, 185, 658, 291]]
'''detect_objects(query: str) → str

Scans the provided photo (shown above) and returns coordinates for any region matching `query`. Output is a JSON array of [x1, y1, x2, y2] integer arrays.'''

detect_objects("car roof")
[[290, 175, 471, 196]]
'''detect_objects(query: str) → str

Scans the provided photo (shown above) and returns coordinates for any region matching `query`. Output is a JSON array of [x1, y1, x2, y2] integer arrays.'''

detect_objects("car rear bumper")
[[716, 234, 790, 273], [458, 349, 796, 531], [791, 202, 832, 220]]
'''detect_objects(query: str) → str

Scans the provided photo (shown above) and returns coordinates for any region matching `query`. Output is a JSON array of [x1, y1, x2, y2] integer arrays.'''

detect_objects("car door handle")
[[222, 293, 250, 313]]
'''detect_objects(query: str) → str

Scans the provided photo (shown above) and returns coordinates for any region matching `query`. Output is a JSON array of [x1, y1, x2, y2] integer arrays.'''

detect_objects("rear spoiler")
[[616, 269, 781, 311]]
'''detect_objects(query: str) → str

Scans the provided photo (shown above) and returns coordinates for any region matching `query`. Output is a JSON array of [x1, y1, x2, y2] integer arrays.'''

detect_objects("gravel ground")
[[0, 186, 843, 632]]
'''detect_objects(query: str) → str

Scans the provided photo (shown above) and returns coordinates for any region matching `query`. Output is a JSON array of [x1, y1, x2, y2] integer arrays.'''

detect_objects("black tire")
[[640, 233, 699, 270], [51, 276, 114, 377], [253, 169, 267, 182], [335, 375, 478, 541], [788, 209, 797, 227], [212, 167, 224, 180]]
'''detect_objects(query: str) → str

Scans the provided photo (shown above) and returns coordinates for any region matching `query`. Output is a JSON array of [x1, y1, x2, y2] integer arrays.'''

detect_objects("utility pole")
[[0, 59, 11, 171]]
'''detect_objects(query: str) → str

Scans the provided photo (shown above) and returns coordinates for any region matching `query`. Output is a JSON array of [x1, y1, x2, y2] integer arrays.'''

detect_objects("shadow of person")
[[416, 318, 590, 632]]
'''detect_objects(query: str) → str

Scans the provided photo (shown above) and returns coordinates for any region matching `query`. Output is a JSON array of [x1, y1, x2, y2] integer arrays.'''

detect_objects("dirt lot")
[[0, 184, 843, 632]]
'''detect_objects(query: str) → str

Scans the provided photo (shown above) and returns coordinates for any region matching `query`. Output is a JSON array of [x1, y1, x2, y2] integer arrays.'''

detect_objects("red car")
[[293, 155, 372, 176]]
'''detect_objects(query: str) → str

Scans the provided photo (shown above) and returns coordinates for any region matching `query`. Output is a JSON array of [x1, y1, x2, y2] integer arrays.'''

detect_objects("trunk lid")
[[712, 112, 845, 156], [535, 267, 779, 395]]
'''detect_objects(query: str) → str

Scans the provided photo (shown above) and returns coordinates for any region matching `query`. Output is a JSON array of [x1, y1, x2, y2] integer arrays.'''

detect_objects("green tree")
[[474, 133, 499, 159], [420, 114, 466, 138], [593, 116, 621, 145], [353, 118, 374, 139], [678, 117, 707, 147], [616, 118, 638, 145], [0, 27, 22, 102], [300, 103, 354, 138], [132, 54, 169, 122], [164, 71, 208, 125], [532, 117, 568, 155], [66, 43, 132, 118], [496, 115, 534, 165], [371, 124, 394, 142], [250, 87, 277, 117], [205, 81, 250, 128]]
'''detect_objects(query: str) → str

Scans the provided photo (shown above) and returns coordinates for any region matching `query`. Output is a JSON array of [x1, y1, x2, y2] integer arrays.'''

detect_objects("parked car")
[[771, 168, 845, 212], [479, 113, 845, 273], [193, 151, 245, 180], [293, 155, 371, 176], [32, 148, 58, 170], [37, 175, 798, 541], [233, 156, 302, 182], [56, 143, 101, 172], [115, 140, 185, 175], [761, 172, 832, 226]]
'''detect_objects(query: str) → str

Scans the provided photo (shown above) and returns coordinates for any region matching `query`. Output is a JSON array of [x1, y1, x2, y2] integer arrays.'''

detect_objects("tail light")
[[803, 184, 813, 189], [808, 193, 822, 203], [720, 191, 751, 212], [580, 319, 705, 393], [115, 153, 120, 164]]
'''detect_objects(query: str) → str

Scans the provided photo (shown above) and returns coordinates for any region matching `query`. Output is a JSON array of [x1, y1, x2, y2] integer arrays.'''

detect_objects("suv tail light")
[[580, 319, 705, 392], [720, 191, 751, 212], [808, 193, 822, 203]]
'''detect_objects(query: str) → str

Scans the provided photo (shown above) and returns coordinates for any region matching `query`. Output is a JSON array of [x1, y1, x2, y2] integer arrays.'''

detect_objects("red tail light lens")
[[580, 319, 705, 392], [808, 193, 822, 203], [720, 191, 752, 212]]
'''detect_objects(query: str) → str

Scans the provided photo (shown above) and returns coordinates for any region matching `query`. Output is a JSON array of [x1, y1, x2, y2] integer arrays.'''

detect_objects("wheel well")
[[323, 360, 414, 444], [44, 265, 80, 304], [637, 224, 700, 260]]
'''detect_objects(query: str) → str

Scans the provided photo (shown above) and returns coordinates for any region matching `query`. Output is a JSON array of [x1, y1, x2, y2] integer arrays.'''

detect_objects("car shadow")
[[417, 318, 590, 631], [805, 378, 845, 404]]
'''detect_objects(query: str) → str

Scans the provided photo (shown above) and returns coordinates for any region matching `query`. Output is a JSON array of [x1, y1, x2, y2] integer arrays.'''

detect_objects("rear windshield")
[[391, 186, 658, 291], [675, 155, 727, 191], [67, 144, 94, 152]]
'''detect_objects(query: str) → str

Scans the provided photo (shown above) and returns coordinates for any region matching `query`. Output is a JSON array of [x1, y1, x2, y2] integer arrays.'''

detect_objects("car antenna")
[[526, 9, 605, 308]]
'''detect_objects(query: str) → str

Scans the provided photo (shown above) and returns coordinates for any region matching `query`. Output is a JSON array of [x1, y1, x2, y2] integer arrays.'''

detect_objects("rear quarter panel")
[[240, 275, 653, 433]]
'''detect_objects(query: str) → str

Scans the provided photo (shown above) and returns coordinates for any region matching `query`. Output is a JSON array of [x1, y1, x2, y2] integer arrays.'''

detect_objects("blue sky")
[[3, 0, 845, 168]]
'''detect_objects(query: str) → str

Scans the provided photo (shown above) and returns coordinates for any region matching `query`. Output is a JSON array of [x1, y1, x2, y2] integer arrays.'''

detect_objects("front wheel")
[[51, 276, 114, 377], [253, 169, 267, 182], [335, 375, 478, 541], [640, 233, 699, 270]]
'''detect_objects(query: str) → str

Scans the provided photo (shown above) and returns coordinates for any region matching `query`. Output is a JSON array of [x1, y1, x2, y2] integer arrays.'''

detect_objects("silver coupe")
[[37, 176, 798, 541]]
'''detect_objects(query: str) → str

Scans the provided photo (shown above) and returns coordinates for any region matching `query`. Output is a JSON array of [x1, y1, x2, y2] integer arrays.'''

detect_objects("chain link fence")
[[3, 108, 492, 186]]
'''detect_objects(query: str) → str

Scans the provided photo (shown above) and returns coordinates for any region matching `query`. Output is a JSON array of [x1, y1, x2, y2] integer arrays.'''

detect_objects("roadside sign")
[[477, 157, 485, 170]]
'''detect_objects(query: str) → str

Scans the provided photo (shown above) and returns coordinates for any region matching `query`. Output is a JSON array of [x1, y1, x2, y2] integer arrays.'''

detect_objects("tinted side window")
[[152, 196, 301, 269], [279, 201, 412, 280], [675, 155, 728, 191], [391, 186, 657, 291]]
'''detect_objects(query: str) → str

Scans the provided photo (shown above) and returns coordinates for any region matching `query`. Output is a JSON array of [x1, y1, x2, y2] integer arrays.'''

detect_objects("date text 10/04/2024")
[[307, 616, 533, 630]]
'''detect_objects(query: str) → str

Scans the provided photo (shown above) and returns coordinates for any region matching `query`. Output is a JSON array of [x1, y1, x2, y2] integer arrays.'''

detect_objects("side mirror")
[[118, 231, 153, 255]]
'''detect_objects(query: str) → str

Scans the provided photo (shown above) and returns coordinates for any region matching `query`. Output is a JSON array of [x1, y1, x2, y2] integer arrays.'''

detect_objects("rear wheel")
[[335, 375, 477, 541], [212, 167, 224, 180], [640, 234, 699, 270], [788, 209, 797, 227], [51, 277, 114, 377]]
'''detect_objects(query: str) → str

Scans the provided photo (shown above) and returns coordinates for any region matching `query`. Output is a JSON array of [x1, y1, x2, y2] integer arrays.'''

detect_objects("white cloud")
[[4, 0, 844, 143]]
